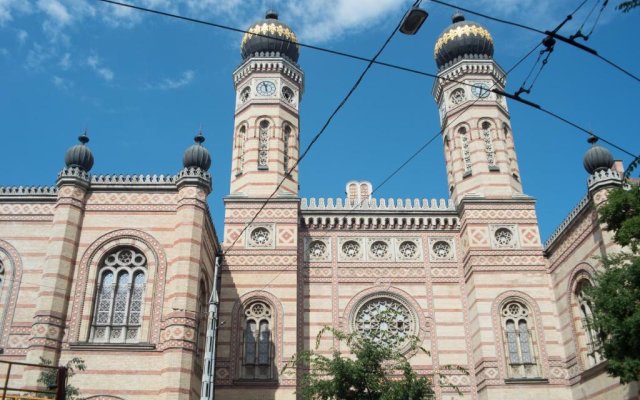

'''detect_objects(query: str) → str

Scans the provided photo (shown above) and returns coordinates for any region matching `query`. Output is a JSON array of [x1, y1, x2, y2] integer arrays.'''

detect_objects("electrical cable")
[[241, 38, 546, 294], [428, 0, 640, 83], [94, 0, 638, 160], [220, 2, 408, 256]]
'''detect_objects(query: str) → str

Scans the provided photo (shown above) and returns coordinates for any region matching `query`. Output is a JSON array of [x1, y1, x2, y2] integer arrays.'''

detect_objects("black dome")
[[64, 133, 94, 172], [583, 137, 614, 174], [434, 13, 494, 70], [183, 132, 212, 171], [241, 11, 300, 63]]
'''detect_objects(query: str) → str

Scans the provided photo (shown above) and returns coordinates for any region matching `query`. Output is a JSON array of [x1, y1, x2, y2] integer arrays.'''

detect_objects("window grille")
[[90, 248, 147, 343], [258, 120, 269, 170], [241, 301, 273, 380]]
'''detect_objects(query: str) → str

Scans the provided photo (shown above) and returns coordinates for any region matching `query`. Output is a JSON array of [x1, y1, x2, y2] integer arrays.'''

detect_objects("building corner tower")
[[217, 11, 302, 399], [433, 13, 522, 204], [432, 14, 557, 397]]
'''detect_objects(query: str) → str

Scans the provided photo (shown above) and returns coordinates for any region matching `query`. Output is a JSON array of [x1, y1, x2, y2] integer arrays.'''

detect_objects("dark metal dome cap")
[[434, 13, 494, 70], [183, 132, 212, 170], [583, 136, 614, 174], [64, 133, 94, 171], [240, 10, 300, 62]]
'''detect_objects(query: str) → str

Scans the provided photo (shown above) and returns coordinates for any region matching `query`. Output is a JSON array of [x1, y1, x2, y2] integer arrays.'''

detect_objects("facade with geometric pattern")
[[0, 10, 638, 400]]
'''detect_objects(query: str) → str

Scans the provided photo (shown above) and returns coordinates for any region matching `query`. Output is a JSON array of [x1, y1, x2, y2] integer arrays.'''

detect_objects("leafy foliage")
[[617, 0, 640, 12], [37, 357, 86, 400], [288, 326, 434, 400], [598, 185, 640, 252], [589, 184, 640, 383]]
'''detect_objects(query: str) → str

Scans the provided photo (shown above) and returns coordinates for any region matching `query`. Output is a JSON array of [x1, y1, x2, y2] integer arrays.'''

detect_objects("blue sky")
[[0, 0, 638, 241]]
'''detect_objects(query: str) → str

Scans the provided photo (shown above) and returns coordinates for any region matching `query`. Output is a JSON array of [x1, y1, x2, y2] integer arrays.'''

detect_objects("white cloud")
[[87, 54, 114, 81], [16, 29, 28, 45], [147, 69, 196, 90], [59, 52, 71, 69], [25, 42, 55, 70], [52, 75, 73, 89], [37, 0, 71, 26], [0, 0, 32, 26]]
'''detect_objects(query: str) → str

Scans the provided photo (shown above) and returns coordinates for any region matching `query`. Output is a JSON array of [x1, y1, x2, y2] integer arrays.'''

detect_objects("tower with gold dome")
[[433, 13, 522, 204], [230, 10, 303, 197]]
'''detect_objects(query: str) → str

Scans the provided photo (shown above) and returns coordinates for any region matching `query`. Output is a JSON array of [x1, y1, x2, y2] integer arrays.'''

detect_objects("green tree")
[[284, 305, 465, 400], [589, 185, 640, 383], [617, 0, 640, 12], [37, 357, 86, 400]]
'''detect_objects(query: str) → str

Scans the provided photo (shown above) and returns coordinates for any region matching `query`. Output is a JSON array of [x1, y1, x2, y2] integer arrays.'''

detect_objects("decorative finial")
[[194, 130, 205, 145], [265, 9, 278, 20], [79, 129, 89, 145], [452, 11, 465, 23], [587, 135, 598, 145]]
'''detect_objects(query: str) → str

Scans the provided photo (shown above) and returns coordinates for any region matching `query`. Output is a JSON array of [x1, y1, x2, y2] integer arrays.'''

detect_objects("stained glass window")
[[353, 297, 416, 349], [241, 301, 273, 379], [91, 248, 147, 343], [501, 301, 540, 378], [258, 120, 269, 169]]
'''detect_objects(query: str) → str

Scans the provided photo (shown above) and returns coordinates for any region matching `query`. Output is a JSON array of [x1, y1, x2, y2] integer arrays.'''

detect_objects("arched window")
[[90, 248, 147, 343], [195, 280, 208, 356], [347, 183, 357, 203], [575, 280, 603, 367], [241, 301, 273, 380], [0, 259, 6, 339], [283, 125, 291, 173], [481, 121, 496, 167], [258, 120, 270, 170], [236, 126, 246, 176], [501, 300, 540, 378], [458, 127, 472, 173]]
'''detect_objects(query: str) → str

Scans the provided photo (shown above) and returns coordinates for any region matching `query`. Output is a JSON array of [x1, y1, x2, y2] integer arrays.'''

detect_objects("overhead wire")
[[428, 0, 640, 83], [95, 0, 638, 160], [220, 1, 413, 256]]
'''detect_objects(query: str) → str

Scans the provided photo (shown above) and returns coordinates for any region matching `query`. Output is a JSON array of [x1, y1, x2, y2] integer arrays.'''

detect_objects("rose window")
[[309, 240, 327, 259], [399, 241, 417, 259], [432, 241, 451, 259], [251, 228, 271, 246], [450, 88, 466, 105], [370, 241, 389, 259], [342, 241, 360, 258], [495, 228, 514, 246], [354, 297, 415, 348]]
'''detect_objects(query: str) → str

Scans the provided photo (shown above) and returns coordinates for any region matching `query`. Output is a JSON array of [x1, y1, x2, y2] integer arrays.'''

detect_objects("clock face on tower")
[[256, 80, 276, 96], [471, 82, 491, 98]]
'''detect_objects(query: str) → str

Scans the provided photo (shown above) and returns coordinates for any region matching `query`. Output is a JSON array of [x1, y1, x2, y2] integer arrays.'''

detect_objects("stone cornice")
[[544, 194, 591, 252], [587, 168, 622, 192], [233, 57, 304, 93], [300, 197, 459, 230], [0, 186, 58, 202], [432, 59, 506, 103]]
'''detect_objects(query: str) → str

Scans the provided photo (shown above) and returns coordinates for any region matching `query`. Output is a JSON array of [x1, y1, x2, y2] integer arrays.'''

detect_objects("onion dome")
[[183, 131, 211, 171], [583, 136, 614, 174], [434, 12, 494, 70], [64, 132, 94, 172], [240, 10, 299, 63]]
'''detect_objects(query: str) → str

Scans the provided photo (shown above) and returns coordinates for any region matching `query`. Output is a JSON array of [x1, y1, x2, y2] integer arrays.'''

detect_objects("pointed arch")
[[0, 239, 23, 350]]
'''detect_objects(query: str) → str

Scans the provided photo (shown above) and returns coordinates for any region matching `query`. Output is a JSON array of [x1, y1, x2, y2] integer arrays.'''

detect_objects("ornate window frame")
[[342, 287, 429, 354], [428, 237, 456, 262], [367, 238, 393, 261], [0, 240, 22, 352], [492, 291, 548, 382], [490, 224, 519, 249], [230, 291, 283, 383], [479, 120, 498, 170], [457, 126, 472, 175], [568, 265, 604, 371], [396, 238, 422, 262], [303, 237, 331, 262], [246, 223, 276, 249], [68, 230, 166, 347], [257, 119, 271, 170], [235, 124, 247, 176], [338, 237, 364, 262]]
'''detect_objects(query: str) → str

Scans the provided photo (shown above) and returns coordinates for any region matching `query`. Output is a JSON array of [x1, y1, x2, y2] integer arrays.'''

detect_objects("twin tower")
[[228, 11, 523, 203]]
